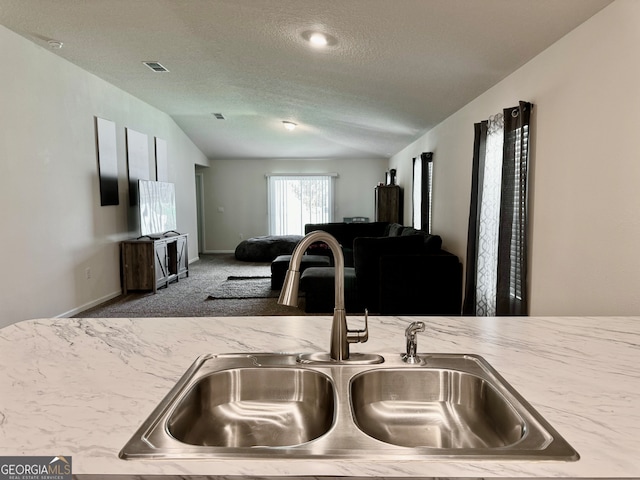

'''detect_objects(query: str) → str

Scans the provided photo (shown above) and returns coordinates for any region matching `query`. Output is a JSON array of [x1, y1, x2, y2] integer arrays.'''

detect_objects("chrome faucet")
[[278, 230, 381, 364], [403, 321, 425, 364]]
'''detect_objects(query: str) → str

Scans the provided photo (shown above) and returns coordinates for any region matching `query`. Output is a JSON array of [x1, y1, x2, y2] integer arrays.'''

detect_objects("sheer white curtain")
[[475, 114, 504, 316], [267, 175, 335, 235]]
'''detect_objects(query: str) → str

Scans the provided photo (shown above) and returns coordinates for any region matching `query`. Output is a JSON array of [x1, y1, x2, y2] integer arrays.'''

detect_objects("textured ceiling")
[[0, 0, 613, 160]]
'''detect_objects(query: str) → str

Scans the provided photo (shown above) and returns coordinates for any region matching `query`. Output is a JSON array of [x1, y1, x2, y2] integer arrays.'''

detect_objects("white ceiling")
[[0, 0, 613, 160]]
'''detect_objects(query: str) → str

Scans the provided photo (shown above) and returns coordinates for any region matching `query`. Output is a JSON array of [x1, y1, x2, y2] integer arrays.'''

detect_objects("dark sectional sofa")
[[299, 222, 462, 315], [304, 221, 390, 267]]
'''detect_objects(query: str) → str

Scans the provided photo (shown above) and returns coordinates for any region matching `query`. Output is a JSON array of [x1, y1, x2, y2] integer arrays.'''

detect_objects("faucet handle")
[[346, 309, 369, 344]]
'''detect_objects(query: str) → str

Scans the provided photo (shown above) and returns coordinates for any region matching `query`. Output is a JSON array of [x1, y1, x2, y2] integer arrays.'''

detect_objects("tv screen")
[[138, 180, 177, 237]]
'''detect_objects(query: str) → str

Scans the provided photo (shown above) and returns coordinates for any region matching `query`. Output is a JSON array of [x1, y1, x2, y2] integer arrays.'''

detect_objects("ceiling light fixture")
[[301, 30, 337, 48], [308, 32, 328, 48], [282, 121, 297, 131], [47, 40, 63, 49]]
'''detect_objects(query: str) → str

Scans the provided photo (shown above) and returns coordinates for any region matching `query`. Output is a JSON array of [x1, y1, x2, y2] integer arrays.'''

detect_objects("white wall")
[[0, 26, 208, 327], [390, 0, 640, 316], [201, 158, 388, 251]]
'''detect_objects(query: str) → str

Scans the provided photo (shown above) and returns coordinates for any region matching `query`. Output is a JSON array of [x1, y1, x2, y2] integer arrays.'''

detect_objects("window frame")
[[267, 173, 337, 236]]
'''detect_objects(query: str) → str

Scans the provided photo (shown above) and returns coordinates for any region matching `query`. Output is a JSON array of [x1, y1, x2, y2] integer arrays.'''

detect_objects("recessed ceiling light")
[[309, 32, 328, 47], [301, 30, 338, 48], [47, 40, 63, 49], [282, 121, 297, 131]]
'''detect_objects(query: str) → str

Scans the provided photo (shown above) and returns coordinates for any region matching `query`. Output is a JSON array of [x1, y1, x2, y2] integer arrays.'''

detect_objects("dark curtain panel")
[[463, 101, 532, 316], [496, 101, 532, 315], [463, 121, 487, 315]]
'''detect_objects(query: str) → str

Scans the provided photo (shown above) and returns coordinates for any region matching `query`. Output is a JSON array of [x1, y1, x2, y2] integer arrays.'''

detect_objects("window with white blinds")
[[267, 174, 335, 235], [505, 123, 529, 303]]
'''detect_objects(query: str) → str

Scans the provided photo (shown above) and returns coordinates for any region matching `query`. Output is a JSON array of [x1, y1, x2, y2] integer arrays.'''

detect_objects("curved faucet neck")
[[287, 231, 345, 310]]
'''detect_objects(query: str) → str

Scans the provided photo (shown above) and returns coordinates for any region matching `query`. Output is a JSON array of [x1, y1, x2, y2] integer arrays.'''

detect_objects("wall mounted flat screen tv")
[[138, 180, 177, 237]]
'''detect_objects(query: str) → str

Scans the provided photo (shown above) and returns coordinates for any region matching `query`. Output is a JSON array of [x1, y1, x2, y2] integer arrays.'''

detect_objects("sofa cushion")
[[304, 222, 389, 266], [385, 223, 405, 237], [399, 226, 419, 236], [270, 254, 331, 289], [400, 228, 443, 252], [300, 267, 361, 313], [353, 235, 425, 312], [305, 222, 389, 247], [424, 234, 443, 252]]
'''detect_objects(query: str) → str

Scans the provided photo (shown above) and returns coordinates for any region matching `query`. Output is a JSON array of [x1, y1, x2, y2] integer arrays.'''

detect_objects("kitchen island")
[[0, 315, 638, 478]]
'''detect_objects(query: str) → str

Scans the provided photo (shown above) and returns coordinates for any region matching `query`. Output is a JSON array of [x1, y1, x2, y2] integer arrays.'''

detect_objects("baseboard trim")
[[203, 249, 235, 254], [57, 290, 122, 318], [61, 255, 202, 318]]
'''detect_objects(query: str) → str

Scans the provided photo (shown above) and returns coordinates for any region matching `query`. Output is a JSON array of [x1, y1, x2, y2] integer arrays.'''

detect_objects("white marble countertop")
[[0, 315, 639, 478]]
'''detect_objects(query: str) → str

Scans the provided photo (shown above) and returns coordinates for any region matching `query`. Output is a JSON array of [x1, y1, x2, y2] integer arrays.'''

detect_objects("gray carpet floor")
[[76, 253, 308, 318]]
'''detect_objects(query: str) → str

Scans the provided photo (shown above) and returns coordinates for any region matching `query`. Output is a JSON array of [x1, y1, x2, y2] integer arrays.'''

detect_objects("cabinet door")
[[154, 241, 169, 288], [176, 235, 189, 277], [376, 186, 402, 223], [122, 241, 155, 293]]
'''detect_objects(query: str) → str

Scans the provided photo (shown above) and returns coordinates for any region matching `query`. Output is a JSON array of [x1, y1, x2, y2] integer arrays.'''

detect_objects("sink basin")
[[350, 369, 524, 448], [119, 353, 579, 461], [167, 367, 335, 447]]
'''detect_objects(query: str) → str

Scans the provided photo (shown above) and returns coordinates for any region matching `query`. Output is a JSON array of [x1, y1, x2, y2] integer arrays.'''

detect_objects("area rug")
[[208, 276, 280, 300]]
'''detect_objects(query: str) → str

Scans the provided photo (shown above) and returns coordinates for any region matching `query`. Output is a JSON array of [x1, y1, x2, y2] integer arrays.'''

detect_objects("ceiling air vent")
[[143, 61, 169, 72], [212, 113, 226, 120]]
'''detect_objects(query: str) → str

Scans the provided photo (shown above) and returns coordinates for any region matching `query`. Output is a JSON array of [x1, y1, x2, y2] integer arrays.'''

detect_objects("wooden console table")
[[121, 233, 188, 294]]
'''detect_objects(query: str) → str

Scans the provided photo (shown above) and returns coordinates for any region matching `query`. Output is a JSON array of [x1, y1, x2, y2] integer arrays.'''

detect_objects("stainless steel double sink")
[[119, 352, 579, 461]]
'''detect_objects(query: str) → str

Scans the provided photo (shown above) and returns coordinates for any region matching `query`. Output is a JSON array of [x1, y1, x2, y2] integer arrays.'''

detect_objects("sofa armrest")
[[378, 254, 462, 315]]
